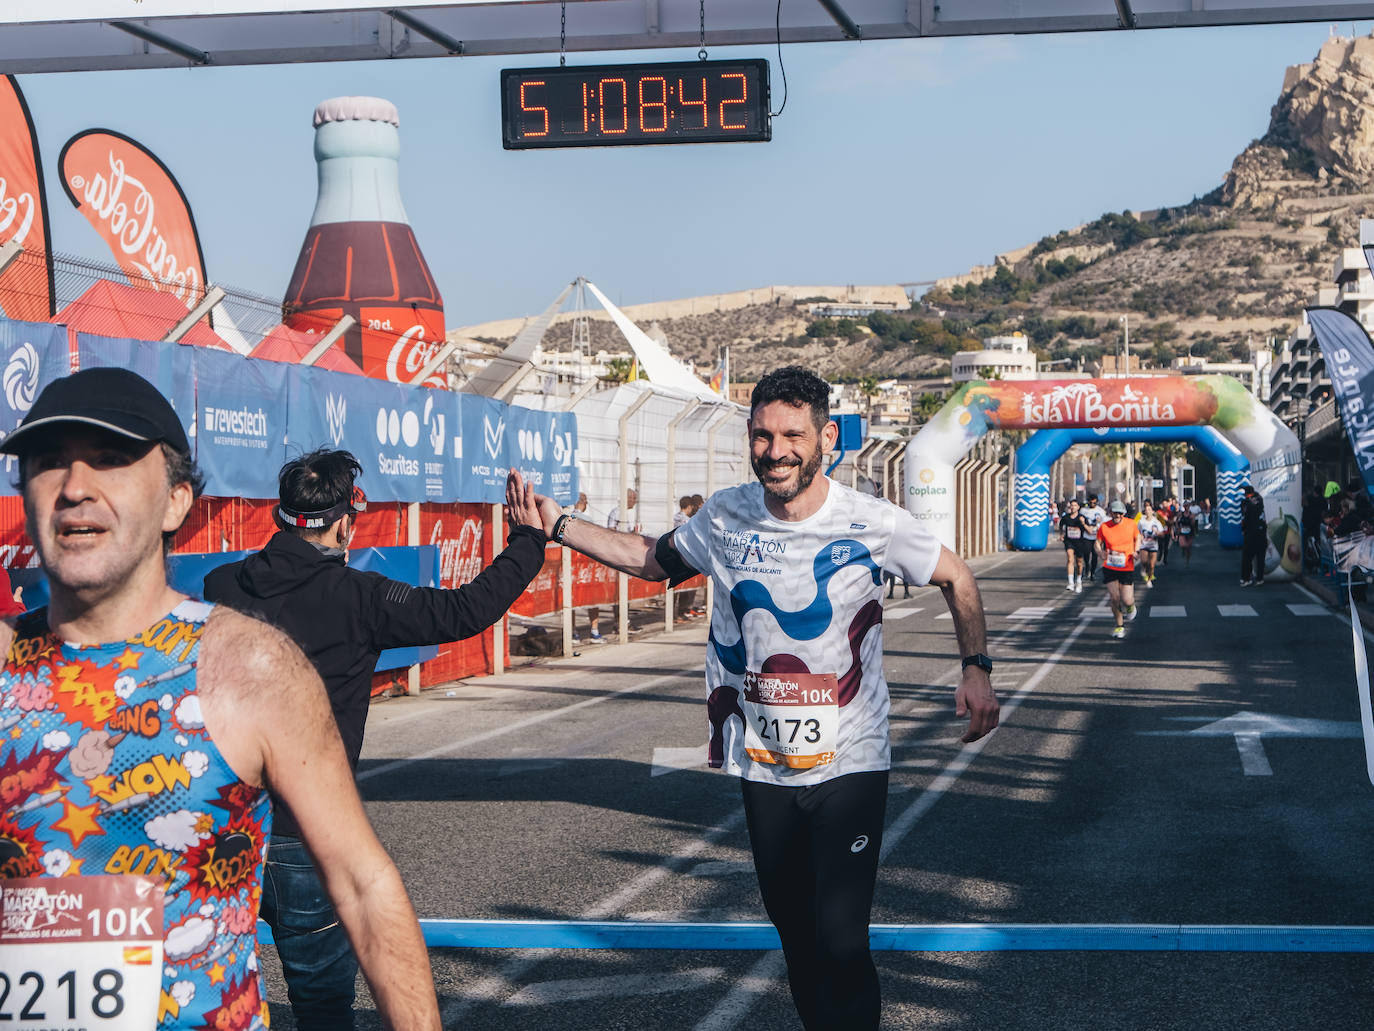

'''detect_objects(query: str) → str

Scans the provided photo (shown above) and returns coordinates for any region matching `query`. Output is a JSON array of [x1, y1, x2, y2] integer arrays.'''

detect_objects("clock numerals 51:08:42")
[[501, 60, 771, 149]]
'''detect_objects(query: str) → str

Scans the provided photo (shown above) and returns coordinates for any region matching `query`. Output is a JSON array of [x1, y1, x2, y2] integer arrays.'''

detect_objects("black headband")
[[278, 485, 367, 529]]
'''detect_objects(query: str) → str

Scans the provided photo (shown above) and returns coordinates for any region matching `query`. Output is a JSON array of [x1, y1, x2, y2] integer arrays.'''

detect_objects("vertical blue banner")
[[460, 394, 511, 503], [191, 347, 290, 497], [547, 409, 578, 505], [76, 331, 196, 451], [505, 404, 578, 505], [0, 319, 71, 493], [1307, 306, 1374, 503]]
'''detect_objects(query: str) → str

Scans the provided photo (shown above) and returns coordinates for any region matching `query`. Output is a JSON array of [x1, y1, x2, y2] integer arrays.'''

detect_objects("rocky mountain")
[[480, 34, 1374, 385]]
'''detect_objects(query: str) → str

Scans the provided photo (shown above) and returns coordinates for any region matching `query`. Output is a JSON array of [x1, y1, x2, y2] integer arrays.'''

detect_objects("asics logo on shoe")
[[850, 835, 869, 854]]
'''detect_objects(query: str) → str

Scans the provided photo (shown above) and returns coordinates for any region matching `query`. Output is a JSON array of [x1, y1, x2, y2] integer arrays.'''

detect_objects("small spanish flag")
[[123, 945, 154, 965]]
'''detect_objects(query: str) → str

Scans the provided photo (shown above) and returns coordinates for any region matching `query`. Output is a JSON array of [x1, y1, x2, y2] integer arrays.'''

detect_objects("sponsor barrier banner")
[[507, 404, 579, 504], [9, 320, 575, 505], [0, 76, 54, 322], [191, 345, 290, 496], [75, 332, 197, 440], [285, 364, 463, 503], [0, 320, 68, 492], [58, 129, 208, 309]]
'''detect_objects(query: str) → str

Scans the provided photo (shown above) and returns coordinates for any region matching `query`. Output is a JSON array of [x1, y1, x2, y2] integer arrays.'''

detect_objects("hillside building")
[[951, 333, 1037, 382]]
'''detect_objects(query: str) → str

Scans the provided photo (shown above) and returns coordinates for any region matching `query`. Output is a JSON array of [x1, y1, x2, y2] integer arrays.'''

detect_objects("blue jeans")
[[260, 836, 358, 1031]]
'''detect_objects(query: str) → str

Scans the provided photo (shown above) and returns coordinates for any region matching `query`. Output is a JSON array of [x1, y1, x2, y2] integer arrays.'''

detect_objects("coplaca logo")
[[326, 393, 347, 446], [551, 429, 574, 467], [423, 395, 445, 457]]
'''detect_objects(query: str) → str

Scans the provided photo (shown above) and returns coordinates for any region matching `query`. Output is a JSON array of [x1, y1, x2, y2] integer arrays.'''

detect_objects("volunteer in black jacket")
[[204, 448, 551, 1031]]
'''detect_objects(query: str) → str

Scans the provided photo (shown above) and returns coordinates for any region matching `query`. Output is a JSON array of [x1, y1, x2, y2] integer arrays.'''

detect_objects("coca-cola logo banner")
[[59, 129, 208, 309], [0, 77, 54, 322]]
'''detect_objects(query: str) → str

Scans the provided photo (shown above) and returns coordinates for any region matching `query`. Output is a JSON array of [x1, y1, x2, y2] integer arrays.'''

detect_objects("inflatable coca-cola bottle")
[[282, 96, 445, 385]]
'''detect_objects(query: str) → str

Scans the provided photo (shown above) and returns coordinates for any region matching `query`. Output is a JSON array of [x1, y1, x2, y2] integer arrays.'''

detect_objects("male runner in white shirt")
[[517, 366, 999, 1030]]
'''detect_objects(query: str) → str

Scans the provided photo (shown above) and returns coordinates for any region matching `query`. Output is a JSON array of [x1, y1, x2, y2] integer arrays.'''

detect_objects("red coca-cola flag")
[[59, 129, 208, 309], [0, 75, 55, 322]]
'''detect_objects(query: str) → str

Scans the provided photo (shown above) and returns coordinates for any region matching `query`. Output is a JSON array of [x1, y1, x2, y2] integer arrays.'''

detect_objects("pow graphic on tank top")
[[0, 601, 272, 1031]]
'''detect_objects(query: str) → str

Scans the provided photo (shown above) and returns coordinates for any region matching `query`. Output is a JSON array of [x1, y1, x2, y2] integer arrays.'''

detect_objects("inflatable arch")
[[905, 376, 1304, 580], [1011, 425, 1248, 550]]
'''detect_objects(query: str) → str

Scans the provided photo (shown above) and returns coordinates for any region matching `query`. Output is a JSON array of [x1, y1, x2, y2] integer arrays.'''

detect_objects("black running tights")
[[740, 770, 888, 1030]]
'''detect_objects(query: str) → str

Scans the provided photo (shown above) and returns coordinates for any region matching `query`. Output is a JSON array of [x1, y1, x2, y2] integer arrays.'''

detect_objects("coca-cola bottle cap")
[[313, 96, 400, 128]]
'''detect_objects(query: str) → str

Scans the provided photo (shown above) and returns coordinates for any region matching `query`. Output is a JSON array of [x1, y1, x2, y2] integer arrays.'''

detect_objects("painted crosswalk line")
[[505, 967, 724, 1006], [1217, 604, 1258, 617], [1286, 603, 1327, 616], [1009, 606, 1053, 620], [883, 608, 924, 620], [1149, 606, 1188, 618]]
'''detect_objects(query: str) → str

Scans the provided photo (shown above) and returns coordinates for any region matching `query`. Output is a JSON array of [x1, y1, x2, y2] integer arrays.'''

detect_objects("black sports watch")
[[961, 653, 993, 675]]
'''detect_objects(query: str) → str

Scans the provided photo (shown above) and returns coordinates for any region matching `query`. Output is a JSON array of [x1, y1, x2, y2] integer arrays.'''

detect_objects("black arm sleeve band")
[[655, 529, 700, 588]]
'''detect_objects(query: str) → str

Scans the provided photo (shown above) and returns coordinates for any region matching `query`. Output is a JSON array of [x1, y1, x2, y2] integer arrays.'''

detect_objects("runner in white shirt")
[[1080, 495, 1107, 582], [1136, 500, 1166, 588], [519, 366, 998, 1030]]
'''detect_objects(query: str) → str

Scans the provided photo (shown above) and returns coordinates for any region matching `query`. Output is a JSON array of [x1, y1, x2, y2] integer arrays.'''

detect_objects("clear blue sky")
[[16, 21, 1348, 326]]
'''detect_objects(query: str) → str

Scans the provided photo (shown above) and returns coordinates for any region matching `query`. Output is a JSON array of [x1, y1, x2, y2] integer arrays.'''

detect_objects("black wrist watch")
[[961, 653, 993, 674]]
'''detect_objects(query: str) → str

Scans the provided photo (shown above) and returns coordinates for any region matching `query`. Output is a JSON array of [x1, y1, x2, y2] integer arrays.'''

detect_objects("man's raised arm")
[[513, 469, 684, 582]]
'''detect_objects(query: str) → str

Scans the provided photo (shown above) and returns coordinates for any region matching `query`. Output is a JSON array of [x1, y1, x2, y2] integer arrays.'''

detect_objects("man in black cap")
[[203, 446, 551, 1031], [0, 367, 443, 1030], [1240, 483, 1267, 586]]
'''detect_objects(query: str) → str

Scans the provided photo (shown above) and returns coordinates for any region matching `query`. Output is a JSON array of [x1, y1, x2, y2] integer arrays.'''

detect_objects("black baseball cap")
[[0, 367, 191, 457]]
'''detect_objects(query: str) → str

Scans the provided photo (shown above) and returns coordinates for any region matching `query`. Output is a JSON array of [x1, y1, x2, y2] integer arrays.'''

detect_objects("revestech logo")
[[203, 405, 268, 437]]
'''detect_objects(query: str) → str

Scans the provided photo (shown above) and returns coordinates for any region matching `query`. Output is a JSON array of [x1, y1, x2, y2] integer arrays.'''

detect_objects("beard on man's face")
[[752, 441, 824, 502]]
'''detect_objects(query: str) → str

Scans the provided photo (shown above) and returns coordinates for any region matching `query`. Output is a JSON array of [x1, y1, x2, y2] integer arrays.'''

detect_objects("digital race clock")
[[501, 59, 771, 150]]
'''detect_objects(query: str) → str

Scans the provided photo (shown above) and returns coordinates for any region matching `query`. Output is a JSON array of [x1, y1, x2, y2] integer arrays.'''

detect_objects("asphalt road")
[[260, 532, 1374, 1030]]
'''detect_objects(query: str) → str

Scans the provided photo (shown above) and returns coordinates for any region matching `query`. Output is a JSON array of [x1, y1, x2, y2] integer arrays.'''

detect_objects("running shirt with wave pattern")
[[0, 600, 272, 1030], [673, 481, 942, 786]]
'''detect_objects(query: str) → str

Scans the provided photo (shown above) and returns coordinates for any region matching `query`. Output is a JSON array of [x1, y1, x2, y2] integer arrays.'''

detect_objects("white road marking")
[[1009, 606, 1053, 620], [507, 968, 724, 1006], [687, 861, 754, 877], [1286, 603, 1328, 616], [1143, 712, 1361, 776], [1235, 733, 1273, 776], [935, 612, 953, 620], [1294, 582, 1374, 648], [1149, 606, 1188, 618], [360, 667, 701, 783], [652, 746, 706, 777], [883, 608, 924, 620], [1217, 604, 1258, 617], [1083, 606, 1114, 619]]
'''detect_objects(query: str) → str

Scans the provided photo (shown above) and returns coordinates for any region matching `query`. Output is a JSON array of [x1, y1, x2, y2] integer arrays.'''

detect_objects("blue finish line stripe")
[[258, 920, 1374, 953]]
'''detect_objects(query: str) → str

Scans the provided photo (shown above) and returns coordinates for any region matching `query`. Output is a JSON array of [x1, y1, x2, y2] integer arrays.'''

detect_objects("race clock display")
[[501, 59, 771, 149]]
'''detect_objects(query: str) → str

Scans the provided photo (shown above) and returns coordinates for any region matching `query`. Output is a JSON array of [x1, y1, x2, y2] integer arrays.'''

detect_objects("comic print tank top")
[[0, 600, 273, 1030]]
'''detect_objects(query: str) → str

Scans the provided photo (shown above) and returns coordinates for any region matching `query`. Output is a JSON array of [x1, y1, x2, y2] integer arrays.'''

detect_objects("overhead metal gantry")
[[1, 1, 1373, 74]]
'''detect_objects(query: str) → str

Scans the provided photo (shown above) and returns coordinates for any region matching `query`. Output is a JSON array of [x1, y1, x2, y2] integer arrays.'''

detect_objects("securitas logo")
[[721, 529, 788, 572]]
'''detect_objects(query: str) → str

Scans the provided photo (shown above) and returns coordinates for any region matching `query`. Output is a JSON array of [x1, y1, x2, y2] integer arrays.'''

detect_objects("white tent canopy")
[[2, 1, 1370, 73]]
